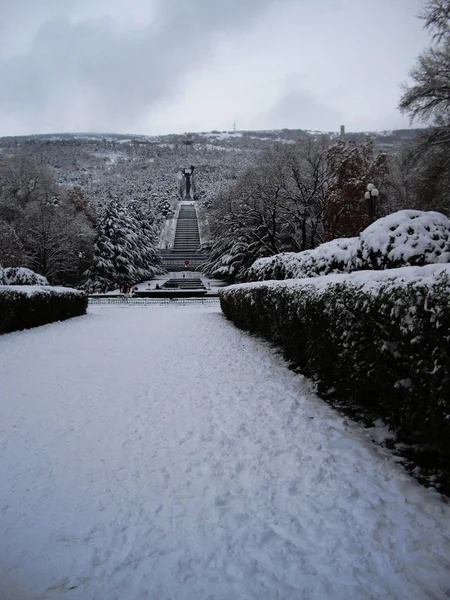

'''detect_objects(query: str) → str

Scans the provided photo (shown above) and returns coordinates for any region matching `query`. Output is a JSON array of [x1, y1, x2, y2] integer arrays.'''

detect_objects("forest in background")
[[0, 122, 447, 288]]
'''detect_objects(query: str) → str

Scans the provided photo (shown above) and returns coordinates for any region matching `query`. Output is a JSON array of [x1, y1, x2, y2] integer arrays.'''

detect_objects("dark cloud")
[[0, 0, 282, 134]]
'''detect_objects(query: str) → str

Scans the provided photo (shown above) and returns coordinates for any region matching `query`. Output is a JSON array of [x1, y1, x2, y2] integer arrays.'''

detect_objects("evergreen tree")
[[128, 200, 163, 281], [203, 224, 257, 282], [84, 198, 163, 292], [84, 200, 139, 292]]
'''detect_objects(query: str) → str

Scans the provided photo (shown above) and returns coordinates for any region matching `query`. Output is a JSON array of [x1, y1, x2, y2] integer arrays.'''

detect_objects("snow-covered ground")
[[158, 210, 178, 250], [0, 304, 449, 600]]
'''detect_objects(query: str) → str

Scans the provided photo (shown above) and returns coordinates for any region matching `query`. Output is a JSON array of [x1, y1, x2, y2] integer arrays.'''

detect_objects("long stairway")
[[159, 203, 209, 271], [172, 205, 201, 254]]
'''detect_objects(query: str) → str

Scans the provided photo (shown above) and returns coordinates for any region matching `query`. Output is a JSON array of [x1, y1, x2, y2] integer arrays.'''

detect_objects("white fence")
[[89, 297, 220, 306]]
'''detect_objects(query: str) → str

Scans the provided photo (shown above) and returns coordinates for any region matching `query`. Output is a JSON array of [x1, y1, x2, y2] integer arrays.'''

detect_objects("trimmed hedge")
[[0, 286, 88, 334], [247, 210, 450, 282], [220, 265, 450, 489], [246, 238, 358, 282], [355, 210, 450, 269], [0, 267, 49, 286]]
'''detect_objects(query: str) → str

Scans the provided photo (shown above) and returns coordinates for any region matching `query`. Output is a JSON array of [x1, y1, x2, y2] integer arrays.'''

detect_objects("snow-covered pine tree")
[[203, 221, 266, 282], [127, 200, 163, 281], [84, 199, 141, 292]]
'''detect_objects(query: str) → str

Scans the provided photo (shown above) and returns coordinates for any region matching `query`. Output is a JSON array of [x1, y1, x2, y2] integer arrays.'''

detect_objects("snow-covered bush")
[[246, 238, 358, 281], [220, 264, 450, 492], [246, 210, 450, 282], [355, 210, 450, 269], [2, 267, 49, 286], [0, 286, 87, 334]]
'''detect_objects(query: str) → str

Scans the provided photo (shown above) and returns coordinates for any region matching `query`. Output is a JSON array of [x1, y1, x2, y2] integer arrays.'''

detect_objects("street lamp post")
[[78, 252, 83, 284], [364, 183, 380, 222]]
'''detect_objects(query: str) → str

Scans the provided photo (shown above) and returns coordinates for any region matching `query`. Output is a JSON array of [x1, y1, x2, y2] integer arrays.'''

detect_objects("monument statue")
[[180, 165, 195, 200]]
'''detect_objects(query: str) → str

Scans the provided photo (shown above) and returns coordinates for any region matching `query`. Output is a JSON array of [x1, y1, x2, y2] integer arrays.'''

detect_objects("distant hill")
[[0, 128, 423, 208]]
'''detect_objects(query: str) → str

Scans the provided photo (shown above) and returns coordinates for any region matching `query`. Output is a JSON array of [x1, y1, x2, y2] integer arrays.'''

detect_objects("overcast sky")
[[0, 0, 430, 137]]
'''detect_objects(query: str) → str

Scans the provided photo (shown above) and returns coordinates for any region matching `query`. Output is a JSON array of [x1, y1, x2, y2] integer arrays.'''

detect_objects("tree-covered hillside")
[[0, 128, 422, 211], [0, 127, 437, 288]]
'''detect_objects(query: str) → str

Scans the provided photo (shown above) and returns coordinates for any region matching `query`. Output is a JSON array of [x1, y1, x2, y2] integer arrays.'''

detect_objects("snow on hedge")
[[0, 267, 49, 286], [355, 210, 450, 269], [247, 210, 450, 282], [235, 263, 450, 297], [0, 285, 82, 297], [0, 284, 87, 334], [247, 238, 358, 281]]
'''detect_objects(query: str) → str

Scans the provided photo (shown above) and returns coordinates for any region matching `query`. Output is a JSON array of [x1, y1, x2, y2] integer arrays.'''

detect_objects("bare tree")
[[204, 139, 334, 280], [0, 219, 26, 267], [398, 0, 450, 215], [421, 0, 450, 43], [399, 131, 450, 215], [382, 153, 415, 214], [399, 0, 450, 125], [0, 155, 95, 283], [324, 140, 390, 239], [272, 137, 331, 250], [21, 199, 94, 284]]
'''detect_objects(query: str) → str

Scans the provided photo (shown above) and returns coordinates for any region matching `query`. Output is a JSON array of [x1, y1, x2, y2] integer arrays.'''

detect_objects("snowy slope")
[[0, 305, 449, 600]]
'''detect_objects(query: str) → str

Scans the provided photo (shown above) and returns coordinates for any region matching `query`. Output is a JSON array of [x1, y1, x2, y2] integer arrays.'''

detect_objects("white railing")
[[89, 297, 220, 305]]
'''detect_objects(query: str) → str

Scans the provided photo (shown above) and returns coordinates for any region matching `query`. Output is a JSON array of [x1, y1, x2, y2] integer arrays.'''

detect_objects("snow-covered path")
[[1, 304, 449, 600]]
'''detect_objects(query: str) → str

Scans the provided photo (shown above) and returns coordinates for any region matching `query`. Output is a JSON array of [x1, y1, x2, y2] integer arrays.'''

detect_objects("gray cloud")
[[0, 0, 282, 134], [0, 0, 431, 135], [265, 88, 344, 132]]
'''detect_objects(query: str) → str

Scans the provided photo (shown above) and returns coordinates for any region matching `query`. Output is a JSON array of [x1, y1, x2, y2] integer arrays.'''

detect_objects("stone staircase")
[[161, 277, 206, 291], [159, 203, 209, 271], [172, 205, 201, 254]]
